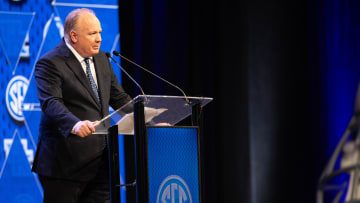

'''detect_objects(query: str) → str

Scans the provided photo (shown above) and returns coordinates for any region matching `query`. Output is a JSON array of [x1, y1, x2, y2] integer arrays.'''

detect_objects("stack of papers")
[[116, 107, 168, 134]]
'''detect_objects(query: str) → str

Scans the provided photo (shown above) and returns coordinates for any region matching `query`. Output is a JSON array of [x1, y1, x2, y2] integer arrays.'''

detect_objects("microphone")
[[93, 53, 147, 128], [112, 50, 190, 104], [106, 52, 146, 97]]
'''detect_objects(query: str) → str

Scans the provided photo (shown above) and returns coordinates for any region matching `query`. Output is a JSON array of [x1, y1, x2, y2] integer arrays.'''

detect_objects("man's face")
[[70, 13, 102, 58]]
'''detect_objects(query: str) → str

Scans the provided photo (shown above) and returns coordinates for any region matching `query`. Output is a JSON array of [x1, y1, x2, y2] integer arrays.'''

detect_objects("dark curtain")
[[118, 0, 328, 202]]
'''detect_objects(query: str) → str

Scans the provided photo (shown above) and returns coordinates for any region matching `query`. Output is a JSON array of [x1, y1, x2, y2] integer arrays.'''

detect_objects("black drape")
[[119, 0, 325, 202]]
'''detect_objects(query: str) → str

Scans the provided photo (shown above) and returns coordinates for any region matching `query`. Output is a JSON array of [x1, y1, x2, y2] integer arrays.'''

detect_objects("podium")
[[96, 95, 212, 203]]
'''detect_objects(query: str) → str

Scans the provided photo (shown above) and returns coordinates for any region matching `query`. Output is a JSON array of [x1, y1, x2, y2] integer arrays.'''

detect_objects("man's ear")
[[70, 30, 77, 43]]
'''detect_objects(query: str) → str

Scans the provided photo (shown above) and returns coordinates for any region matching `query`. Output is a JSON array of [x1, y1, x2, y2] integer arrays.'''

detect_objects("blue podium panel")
[[147, 127, 200, 203]]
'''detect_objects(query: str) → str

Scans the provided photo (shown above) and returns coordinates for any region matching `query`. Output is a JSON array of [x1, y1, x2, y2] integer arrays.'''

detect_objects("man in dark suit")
[[32, 8, 131, 203]]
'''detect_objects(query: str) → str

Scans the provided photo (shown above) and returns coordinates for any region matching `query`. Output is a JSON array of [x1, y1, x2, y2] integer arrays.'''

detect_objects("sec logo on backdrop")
[[6, 75, 29, 122], [157, 175, 193, 203]]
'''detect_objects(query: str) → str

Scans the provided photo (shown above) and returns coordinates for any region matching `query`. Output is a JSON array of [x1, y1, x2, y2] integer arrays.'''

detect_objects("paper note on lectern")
[[116, 107, 168, 134]]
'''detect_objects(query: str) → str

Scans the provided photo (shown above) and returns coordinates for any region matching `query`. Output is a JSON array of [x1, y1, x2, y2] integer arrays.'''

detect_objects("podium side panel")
[[108, 125, 121, 203]]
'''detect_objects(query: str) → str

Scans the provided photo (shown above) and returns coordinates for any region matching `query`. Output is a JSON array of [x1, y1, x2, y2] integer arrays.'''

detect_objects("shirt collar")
[[65, 40, 93, 63]]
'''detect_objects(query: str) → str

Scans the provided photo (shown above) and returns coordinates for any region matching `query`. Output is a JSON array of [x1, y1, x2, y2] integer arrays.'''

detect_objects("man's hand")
[[74, 120, 97, 138]]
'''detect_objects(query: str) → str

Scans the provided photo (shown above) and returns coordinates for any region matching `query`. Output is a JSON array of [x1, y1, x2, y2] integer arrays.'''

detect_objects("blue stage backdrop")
[[315, 0, 360, 201], [320, 0, 360, 159], [0, 0, 126, 202]]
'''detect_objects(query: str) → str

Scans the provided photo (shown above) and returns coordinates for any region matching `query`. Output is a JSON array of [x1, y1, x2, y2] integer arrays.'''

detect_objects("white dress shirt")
[[65, 41, 98, 87]]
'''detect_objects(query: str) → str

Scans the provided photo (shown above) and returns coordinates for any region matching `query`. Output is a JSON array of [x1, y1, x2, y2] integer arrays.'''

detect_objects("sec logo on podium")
[[157, 175, 193, 203]]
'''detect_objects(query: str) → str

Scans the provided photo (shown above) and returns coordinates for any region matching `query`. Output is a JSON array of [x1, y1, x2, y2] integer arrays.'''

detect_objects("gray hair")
[[63, 8, 96, 42]]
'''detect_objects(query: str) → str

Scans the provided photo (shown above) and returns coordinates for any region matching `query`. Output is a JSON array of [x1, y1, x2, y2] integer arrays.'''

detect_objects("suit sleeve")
[[35, 57, 80, 137]]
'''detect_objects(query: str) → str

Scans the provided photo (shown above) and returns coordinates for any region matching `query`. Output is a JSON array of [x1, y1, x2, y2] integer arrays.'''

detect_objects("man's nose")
[[96, 33, 102, 42]]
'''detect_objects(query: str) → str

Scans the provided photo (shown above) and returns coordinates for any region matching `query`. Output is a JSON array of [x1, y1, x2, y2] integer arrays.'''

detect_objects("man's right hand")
[[74, 120, 96, 138]]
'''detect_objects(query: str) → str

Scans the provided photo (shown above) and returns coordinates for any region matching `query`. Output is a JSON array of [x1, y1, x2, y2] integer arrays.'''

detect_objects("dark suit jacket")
[[32, 39, 131, 181]]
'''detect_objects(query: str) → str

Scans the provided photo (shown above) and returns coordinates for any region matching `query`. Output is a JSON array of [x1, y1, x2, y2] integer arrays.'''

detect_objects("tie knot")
[[84, 58, 90, 65]]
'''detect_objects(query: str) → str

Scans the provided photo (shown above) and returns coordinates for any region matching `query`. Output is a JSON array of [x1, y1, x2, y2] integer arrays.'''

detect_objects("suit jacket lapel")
[[62, 44, 101, 109], [93, 55, 107, 111]]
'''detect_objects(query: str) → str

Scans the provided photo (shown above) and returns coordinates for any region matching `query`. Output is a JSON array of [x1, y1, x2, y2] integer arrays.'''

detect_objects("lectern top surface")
[[94, 95, 212, 135]]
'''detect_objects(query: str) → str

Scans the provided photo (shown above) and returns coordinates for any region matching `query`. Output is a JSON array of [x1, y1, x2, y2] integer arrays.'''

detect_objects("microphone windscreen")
[[112, 50, 120, 56]]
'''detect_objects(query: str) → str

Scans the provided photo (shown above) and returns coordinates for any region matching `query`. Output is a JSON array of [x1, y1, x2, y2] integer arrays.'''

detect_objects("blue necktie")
[[84, 58, 100, 102], [85, 58, 107, 148]]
